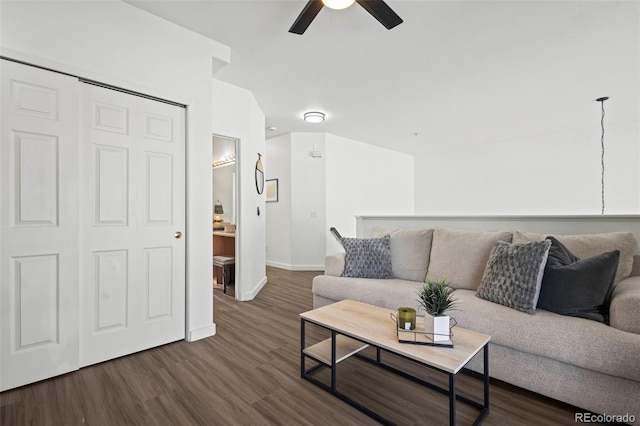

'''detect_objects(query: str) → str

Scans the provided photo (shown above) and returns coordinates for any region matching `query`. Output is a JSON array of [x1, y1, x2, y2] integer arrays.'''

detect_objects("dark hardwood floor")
[[1, 267, 605, 425]]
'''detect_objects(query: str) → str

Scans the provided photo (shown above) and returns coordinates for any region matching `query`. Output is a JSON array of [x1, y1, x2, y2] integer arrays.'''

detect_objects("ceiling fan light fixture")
[[290, 0, 401, 34], [322, 0, 355, 10], [304, 111, 326, 123]]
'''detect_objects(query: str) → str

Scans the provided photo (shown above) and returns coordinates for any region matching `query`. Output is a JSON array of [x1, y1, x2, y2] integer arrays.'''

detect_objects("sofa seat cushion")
[[373, 228, 434, 282], [513, 231, 637, 284], [453, 289, 640, 382], [312, 275, 423, 311], [427, 228, 512, 290]]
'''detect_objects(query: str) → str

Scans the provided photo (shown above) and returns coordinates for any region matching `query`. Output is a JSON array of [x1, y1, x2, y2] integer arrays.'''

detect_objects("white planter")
[[424, 315, 450, 342]]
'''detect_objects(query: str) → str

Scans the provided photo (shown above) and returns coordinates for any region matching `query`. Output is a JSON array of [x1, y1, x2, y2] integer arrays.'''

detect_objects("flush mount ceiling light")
[[303, 111, 325, 123], [322, 0, 355, 10]]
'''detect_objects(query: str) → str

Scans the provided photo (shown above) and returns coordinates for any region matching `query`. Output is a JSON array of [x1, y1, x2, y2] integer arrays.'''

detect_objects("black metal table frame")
[[300, 318, 490, 426]]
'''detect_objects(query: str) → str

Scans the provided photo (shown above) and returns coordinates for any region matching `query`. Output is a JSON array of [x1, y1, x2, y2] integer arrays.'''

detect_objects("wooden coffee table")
[[300, 299, 491, 425]]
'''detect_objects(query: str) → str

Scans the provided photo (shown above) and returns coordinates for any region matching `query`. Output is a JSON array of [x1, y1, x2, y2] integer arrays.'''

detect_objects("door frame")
[[212, 133, 241, 300]]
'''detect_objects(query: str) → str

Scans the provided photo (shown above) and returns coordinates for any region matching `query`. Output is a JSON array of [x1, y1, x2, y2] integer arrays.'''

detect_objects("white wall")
[[414, 2, 640, 216], [414, 110, 639, 216], [265, 133, 326, 270], [325, 134, 415, 255], [266, 132, 415, 265], [0, 0, 229, 341], [265, 134, 293, 268], [211, 79, 267, 301], [290, 133, 327, 269]]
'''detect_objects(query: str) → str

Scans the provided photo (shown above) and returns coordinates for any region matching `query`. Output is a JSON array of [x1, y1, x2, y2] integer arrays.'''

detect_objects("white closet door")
[[0, 60, 80, 391], [78, 84, 185, 367]]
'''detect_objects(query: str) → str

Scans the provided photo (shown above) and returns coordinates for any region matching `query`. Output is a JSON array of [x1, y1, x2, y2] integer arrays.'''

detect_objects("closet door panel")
[[0, 60, 80, 391], [79, 84, 185, 367]]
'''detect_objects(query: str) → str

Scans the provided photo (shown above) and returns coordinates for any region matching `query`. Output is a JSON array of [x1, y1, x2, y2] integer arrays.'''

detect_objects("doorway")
[[212, 135, 239, 298]]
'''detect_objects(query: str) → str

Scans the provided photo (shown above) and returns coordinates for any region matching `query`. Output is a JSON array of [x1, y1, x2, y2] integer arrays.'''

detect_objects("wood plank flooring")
[[0, 267, 605, 425]]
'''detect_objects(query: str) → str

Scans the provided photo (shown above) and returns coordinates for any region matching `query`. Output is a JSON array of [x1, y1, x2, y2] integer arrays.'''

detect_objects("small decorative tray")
[[392, 318, 455, 348]]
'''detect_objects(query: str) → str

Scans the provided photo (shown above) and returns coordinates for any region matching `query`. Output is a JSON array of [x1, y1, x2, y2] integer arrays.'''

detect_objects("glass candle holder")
[[397, 307, 416, 330]]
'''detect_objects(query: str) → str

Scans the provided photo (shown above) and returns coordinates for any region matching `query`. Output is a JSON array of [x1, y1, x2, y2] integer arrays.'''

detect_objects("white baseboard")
[[266, 261, 324, 271], [237, 275, 268, 301], [187, 323, 216, 342]]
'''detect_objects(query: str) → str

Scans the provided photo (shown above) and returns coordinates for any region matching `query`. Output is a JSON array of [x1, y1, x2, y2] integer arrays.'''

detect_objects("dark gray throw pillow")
[[538, 236, 619, 323], [341, 235, 393, 279], [476, 240, 551, 314], [545, 235, 579, 266]]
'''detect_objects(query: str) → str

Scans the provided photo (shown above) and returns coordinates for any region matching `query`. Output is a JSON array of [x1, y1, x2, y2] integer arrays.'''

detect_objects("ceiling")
[[129, 1, 638, 156]]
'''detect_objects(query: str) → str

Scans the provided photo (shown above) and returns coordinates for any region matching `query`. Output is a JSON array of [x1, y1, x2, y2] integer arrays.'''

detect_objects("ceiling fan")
[[289, 0, 403, 35]]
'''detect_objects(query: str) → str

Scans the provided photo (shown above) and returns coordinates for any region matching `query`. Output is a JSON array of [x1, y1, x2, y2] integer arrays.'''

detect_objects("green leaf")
[[417, 277, 457, 317]]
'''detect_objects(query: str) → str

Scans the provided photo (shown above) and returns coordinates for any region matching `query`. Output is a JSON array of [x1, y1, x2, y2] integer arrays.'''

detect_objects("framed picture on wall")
[[266, 179, 278, 202]]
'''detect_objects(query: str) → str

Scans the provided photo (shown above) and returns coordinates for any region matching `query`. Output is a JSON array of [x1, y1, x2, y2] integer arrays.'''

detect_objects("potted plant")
[[417, 278, 457, 342]]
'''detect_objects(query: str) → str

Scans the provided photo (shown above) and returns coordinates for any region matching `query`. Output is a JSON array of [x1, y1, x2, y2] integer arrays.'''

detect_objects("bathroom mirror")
[[255, 154, 264, 194]]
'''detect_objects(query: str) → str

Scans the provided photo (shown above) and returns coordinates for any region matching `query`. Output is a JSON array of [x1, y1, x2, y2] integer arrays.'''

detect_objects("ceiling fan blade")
[[356, 0, 403, 30], [289, 0, 324, 35]]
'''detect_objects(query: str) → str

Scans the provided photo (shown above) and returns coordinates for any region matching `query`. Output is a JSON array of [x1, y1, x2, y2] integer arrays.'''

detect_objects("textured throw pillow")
[[538, 237, 620, 323], [341, 235, 393, 279], [476, 240, 551, 314]]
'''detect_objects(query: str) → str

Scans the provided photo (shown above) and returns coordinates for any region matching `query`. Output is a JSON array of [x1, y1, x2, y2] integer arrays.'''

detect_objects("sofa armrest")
[[325, 252, 345, 277], [610, 276, 640, 334]]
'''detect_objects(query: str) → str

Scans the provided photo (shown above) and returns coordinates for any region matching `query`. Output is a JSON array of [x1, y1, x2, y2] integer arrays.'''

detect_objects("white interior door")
[[0, 60, 80, 390], [78, 84, 185, 367]]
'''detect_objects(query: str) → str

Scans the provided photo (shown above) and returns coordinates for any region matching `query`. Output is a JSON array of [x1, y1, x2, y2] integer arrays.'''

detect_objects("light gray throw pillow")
[[476, 240, 552, 314]]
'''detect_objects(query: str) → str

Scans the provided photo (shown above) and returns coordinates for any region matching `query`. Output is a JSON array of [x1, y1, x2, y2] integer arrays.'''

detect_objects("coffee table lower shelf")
[[300, 318, 489, 426], [303, 334, 370, 365]]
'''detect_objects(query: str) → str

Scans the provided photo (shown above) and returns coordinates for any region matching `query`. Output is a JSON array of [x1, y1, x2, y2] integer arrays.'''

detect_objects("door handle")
[[175, 231, 182, 239]]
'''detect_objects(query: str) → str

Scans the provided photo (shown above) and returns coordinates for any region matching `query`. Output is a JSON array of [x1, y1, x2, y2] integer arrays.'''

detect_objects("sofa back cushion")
[[427, 228, 513, 290], [513, 231, 637, 284], [373, 228, 433, 282]]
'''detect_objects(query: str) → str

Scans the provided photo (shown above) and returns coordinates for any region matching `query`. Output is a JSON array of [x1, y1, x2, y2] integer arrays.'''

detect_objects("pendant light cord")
[[596, 97, 608, 215], [599, 99, 606, 215]]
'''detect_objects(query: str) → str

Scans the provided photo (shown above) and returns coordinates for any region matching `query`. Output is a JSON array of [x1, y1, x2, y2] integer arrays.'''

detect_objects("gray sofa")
[[312, 227, 640, 423]]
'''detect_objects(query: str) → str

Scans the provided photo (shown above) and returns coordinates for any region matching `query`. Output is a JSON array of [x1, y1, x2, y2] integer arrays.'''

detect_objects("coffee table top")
[[300, 299, 490, 374]]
